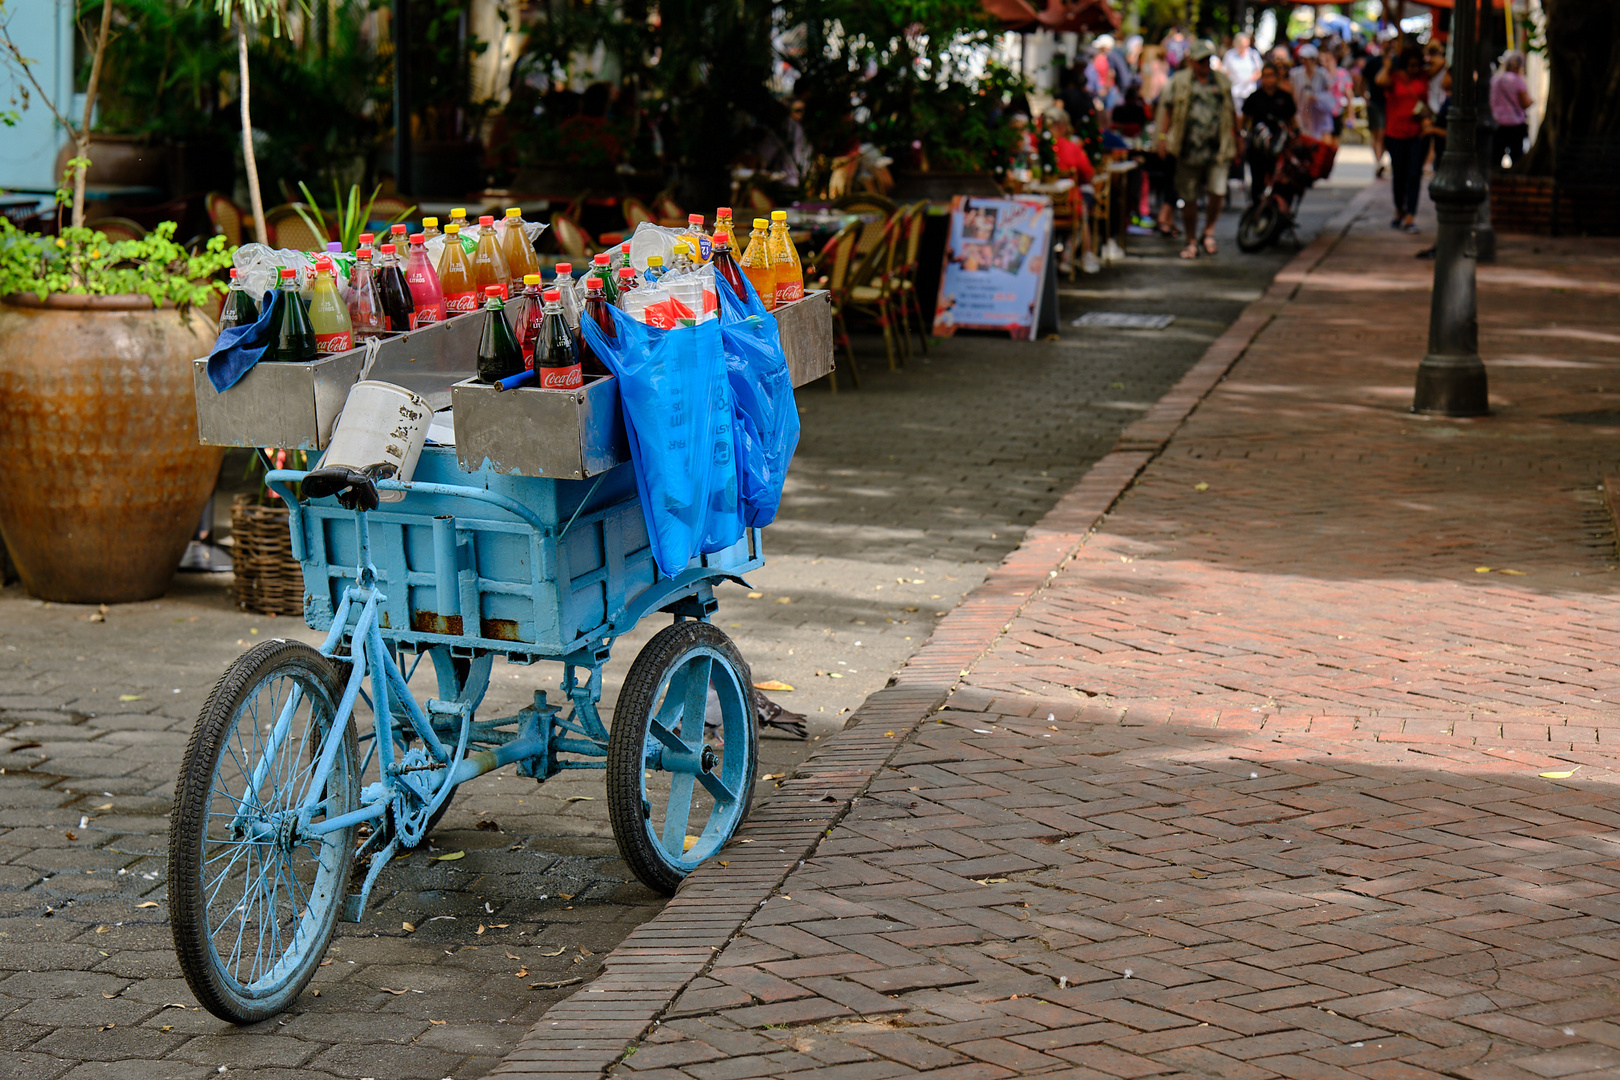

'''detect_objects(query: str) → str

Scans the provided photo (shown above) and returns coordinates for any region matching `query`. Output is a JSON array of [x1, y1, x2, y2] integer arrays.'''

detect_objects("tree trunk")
[[71, 0, 115, 229], [1524, 0, 1620, 175], [237, 13, 269, 245]]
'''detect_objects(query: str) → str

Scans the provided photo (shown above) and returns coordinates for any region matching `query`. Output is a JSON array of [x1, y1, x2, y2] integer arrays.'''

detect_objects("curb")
[[486, 180, 1383, 1080]]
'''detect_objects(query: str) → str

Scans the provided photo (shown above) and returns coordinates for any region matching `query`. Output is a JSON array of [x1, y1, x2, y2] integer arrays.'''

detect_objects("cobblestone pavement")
[[0, 162, 1371, 1079], [550, 206, 1620, 1080]]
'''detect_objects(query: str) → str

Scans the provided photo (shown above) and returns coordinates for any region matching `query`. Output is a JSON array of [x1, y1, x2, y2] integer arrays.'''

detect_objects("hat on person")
[[1188, 39, 1215, 62], [1296, 43, 1319, 59], [1042, 106, 1071, 128], [1095, 34, 1116, 49]]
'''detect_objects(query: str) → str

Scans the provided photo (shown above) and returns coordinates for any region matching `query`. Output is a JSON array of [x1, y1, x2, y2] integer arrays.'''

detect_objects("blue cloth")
[[715, 274, 799, 529], [579, 307, 742, 579], [206, 290, 279, 392]]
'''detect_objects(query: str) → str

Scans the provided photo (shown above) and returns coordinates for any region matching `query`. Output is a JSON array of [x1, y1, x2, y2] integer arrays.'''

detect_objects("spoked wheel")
[[607, 622, 757, 895], [169, 640, 359, 1023], [1238, 199, 1286, 252]]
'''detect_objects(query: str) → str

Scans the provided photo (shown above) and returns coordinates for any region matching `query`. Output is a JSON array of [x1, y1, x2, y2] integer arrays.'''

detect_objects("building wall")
[[0, 0, 73, 192]]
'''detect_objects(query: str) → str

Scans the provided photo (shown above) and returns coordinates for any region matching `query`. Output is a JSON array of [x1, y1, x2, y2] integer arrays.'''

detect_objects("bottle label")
[[315, 331, 353, 354], [774, 279, 804, 305], [445, 291, 480, 313], [460, 233, 478, 255], [410, 304, 444, 329], [539, 365, 583, 390]]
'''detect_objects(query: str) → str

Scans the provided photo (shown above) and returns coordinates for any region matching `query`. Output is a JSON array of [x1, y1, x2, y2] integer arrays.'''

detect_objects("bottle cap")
[[506, 207, 522, 218], [771, 210, 787, 221], [409, 233, 425, 243], [479, 215, 495, 226], [543, 288, 561, 302], [618, 267, 635, 278], [359, 232, 375, 243], [585, 276, 603, 291], [717, 207, 732, 216], [556, 262, 572, 274], [485, 285, 502, 297], [754, 218, 768, 228], [229, 268, 239, 278], [423, 216, 438, 227], [279, 267, 296, 279], [315, 256, 332, 271], [390, 223, 407, 234], [358, 248, 373, 259], [525, 273, 541, 285], [326, 241, 342, 252], [452, 208, 466, 218], [446, 223, 460, 234], [593, 253, 610, 265], [648, 255, 663, 266], [380, 243, 397, 254], [689, 214, 704, 226]]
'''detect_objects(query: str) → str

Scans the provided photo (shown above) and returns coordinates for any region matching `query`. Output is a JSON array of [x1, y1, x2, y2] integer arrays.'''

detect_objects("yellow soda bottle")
[[767, 210, 802, 305], [713, 206, 737, 252], [472, 214, 511, 299], [501, 207, 540, 293], [739, 217, 775, 310], [421, 216, 441, 239]]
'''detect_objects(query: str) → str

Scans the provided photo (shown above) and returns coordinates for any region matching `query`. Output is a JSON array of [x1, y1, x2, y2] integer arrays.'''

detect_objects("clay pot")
[[54, 134, 168, 191], [0, 294, 224, 603]]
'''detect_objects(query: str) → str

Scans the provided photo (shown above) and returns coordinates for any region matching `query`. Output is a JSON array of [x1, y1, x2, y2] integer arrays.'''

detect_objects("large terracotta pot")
[[0, 294, 224, 603], [54, 134, 168, 190]]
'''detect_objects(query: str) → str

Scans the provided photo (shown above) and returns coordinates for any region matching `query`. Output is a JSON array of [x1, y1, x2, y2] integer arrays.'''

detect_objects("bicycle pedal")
[[341, 893, 364, 923]]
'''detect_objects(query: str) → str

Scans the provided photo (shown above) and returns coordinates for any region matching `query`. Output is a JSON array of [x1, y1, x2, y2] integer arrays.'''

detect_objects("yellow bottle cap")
[[506, 207, 522, 217], [771, 210, 787, 221], [754, 218, 768, 228], [648, 255, 664, 266], [524, 272, 540, 284], [423, 216, 438, 227], [451, 207, 466, 218], [445, 223, 460, 234]]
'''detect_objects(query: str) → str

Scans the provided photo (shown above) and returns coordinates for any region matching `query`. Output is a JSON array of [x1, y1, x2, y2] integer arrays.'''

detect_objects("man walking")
[[1156, 39, 1237, 258], [1290, 43, 1335, 140], [1223, 33, 1263, 108]]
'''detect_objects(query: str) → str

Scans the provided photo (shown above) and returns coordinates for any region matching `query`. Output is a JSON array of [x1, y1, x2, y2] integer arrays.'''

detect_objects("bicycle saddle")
[[302, 465, 394, 511]]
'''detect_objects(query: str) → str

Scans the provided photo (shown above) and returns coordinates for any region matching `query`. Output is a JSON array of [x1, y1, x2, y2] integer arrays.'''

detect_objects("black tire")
[[607, 622, 757, 895], [169, 640, 358, 1023], [1238, 200, 1285, 252]]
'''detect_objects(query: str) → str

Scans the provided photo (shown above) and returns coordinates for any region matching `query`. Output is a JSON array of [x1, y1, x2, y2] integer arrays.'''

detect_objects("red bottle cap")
[[593, 253, 610, 265], [358, 233, 374, 243], [479, 215, 495, 226], [409, 233, 425, 243], [543, 288, 561, 302], [618, 267, 635, 278], [279, 268, 296, 279], [585, 277, 603, 291], [314, 256, 332, 271], [391, 223, 407, 234], [485, 285, 502, 296], [717, 207, 731, 216], [555, 262, 572, 274], [358, 248, 373, 259], [229, 268, 239, 278], [380, 243, 397, 254], [688, 214, 704, 226]]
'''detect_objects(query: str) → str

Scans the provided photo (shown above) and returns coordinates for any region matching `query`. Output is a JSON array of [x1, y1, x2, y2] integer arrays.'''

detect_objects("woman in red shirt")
[[1378, 49, 1432, 233], [1045, 108, 1099, 274]]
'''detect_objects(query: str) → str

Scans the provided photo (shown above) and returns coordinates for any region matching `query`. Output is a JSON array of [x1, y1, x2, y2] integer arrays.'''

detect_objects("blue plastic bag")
[[579, 306, 742, 578], [716, 275, 800, 528]]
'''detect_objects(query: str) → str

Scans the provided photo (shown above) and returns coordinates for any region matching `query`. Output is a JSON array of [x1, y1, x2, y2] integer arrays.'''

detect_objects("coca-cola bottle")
[[267, 267, 316, 362], [476, 286, 525, 383], [535, 288, 581, 390], [404, 233, 444, 327], [349, 248, 387, 341], [512, 273, 544, 370], [218, 268, 260, 333], [376, 243, 415, 332], [578, 276, 615, 380], [710, 229, 746, 301]]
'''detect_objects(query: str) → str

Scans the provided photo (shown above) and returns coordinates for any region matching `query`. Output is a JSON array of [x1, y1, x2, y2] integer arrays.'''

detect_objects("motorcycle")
[[1237, 121, 1337, 252]]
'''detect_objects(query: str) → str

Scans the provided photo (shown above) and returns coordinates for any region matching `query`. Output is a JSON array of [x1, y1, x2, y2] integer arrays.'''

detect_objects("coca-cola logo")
[[315, 334, 351, 354], [540, 368, 582, 389], [446, 293, 479, 312]]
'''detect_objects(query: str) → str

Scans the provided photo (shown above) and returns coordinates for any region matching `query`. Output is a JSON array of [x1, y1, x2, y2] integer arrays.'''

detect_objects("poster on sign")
[[931, 196, 1053, 341]]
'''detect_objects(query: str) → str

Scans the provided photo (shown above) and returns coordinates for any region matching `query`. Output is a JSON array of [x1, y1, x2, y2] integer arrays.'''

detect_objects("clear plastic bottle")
[[615, 265, 641, 309], [438, 223, 479, 314], [375, 242, 415, 332], [535, 289, 582, 390], [739, 217, 775, 310], [682, 214, 712, 262], [552, 262, 582, 333], [669, 242, 697, 275], [348, 248, 388, 341], [501, 207, 540, 292], [404, 233, 444, 327], [357, 232, 375, 258], [269, 267, 317, 362], [421, 216, 441, 239], [512, 273, 544, 369], [218, 268, 260, 333], [388, 222, 409, 250], [643, 255, 666, 284], [472, 215, 511, 300], [767, 210, 803, 305], [308, 256, 354, 354]]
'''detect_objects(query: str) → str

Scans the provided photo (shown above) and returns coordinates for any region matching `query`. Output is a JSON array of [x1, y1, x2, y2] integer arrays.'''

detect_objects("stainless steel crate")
[[452, 375, 627, 481]]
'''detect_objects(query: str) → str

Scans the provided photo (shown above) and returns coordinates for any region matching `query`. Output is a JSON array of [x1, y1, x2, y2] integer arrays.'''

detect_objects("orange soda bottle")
[[500, 207, 540, 293], [767, 210, 803, 305], [739, 217, 775, 310], [438, 223, 479, 314], [472, 214, 510, 299], [713, 206, 737, 251]]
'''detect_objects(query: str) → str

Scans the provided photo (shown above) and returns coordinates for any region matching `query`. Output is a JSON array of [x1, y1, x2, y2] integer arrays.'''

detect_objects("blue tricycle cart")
[[171, 293, 833, 1023]]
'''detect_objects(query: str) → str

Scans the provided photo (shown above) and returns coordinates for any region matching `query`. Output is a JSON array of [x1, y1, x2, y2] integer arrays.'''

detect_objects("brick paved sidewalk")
[[491, 193, 1620, 1080]]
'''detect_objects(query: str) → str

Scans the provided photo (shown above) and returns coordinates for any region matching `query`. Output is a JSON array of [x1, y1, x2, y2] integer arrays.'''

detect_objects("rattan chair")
[[815, 223, 861, 392], [844, 209, 905, 371], [85, 217, 147, 243], [548, 210, 595, 259], [891, 202, 929, 355], [206, 191, 249, 246], [653, 192, 686, 228], [264, 204, 328, 251], [369, 195, 416, 224]]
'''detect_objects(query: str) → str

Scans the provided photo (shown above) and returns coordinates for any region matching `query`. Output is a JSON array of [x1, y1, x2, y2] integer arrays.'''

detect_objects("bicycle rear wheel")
[[169, 640, 358, 1023], [1238, 199, 1285, 252]]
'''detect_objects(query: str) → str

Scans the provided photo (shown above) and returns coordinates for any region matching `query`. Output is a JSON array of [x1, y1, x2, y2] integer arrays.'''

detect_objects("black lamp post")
[[1412, 0, 1489, 416]]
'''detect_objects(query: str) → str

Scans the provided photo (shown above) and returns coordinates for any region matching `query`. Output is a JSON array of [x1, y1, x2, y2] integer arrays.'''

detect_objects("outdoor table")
[[1106, 160, 1140, 250]]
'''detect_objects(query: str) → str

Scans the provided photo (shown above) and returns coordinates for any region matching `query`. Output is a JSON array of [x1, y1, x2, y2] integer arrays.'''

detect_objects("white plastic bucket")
[[322, 381, 431, 502]]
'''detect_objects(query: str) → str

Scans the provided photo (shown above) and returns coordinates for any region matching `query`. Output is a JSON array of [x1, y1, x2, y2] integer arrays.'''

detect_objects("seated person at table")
[[1110, 85, 1150, 138], [1242, 63, 1298, 201], [1043, 107, 1100, 275]]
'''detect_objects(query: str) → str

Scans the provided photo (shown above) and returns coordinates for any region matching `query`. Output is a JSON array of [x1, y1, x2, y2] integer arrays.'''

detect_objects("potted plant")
[[0, 219, 235, 603]]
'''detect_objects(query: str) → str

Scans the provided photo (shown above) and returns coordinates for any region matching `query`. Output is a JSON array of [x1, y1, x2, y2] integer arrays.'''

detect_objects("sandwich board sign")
[[931, 196, 1054, 341]]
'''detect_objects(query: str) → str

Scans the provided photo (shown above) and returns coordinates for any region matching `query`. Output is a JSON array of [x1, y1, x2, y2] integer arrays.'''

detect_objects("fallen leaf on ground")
[[1475, 567, 1492, 573], [118, 694, 143, 702], [538, 946, 566, 956], [7, 742, 40, 752], [529, 977, 583, 990], [102, 991, 117, 999], [429, 1019, 446, 1025], [493, 923, 509, 928], [514, 966, 528, 978], [828, 672, 843, 679], [719, 861, 729, 868], [98, 1023, 115, 1032], [434, 850, 465, 861], [65, 832, 77, 841], [95, 803, 113, 810], [578, 945, 594, 955], [159, 1025, 173, 1032], [427, 915, 456, 922], [401, 922, 416, 933], [505, 950, 521, 960], [976, 878, 1009, 884], [475, 820, 501, 831], [774, 596, 792, 604], [564, 796, 593, 803], [1498, 569, 1526, 575], [1193, 482, 1209, 492], [1540, 769, 1580, 779], [476, 924, 486, 935], [95, 925, 110, 933], [747, 591, 764, 598], [136, 902, 159, 909], [753, 680, 794, 692], [380, 987, 409, 995], [683, 835, 698, 851]]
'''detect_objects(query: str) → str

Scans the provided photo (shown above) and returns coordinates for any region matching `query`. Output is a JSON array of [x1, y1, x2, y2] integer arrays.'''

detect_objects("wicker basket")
[[230, 494, 305, 616]]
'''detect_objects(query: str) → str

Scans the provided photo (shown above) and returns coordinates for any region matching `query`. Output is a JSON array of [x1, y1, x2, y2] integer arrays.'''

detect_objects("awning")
[[984, 0, 1122, 34]]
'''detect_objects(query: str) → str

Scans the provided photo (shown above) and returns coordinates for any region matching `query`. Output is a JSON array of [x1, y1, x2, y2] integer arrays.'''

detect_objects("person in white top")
[[1223, 33, 1263, 107]]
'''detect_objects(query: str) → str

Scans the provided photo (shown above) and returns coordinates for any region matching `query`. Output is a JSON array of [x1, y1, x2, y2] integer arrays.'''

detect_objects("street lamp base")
[[1413, 353, 1490, 416]]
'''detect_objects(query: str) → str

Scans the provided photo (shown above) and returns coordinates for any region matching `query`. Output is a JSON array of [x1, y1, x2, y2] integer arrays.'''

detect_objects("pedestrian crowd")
[[1017, 20, 1533, 267]]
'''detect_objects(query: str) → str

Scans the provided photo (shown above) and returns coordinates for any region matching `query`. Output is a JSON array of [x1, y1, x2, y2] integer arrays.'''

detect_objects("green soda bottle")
[[268, 267, 316, 362]]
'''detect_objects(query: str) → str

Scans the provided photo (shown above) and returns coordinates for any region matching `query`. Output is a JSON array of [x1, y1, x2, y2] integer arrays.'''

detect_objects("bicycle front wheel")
[[169, 640, 359, 1023]]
